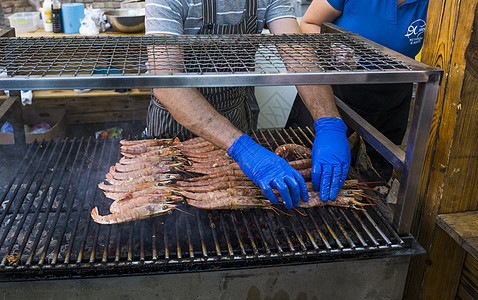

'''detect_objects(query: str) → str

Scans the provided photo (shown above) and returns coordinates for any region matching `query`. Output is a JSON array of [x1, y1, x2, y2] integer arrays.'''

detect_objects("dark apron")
[[332, 83, 413, 145], [147, 0, 259, 137]]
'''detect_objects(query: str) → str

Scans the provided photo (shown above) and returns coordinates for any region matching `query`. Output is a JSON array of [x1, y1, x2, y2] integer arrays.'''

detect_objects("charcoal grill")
[[0, 128, 411, 281], [0, 23, 442, 292]]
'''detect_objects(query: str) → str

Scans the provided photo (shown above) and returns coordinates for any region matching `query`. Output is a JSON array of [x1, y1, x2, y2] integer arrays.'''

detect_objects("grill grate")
[[0, 129, 405, 281], [0, 34, 411, 76], [0, 34, 432, 90]]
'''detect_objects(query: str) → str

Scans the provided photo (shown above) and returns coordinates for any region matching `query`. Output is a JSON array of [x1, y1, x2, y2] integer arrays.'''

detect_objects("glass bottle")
[[52, 0, 63, 33]]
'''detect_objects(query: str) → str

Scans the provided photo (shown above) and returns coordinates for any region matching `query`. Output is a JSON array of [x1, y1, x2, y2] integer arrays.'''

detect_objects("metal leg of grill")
[[335, 74, 441, 235]]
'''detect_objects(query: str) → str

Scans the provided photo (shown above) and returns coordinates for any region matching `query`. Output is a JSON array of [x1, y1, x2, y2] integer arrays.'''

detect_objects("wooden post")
[[404, 0, 478, 298]]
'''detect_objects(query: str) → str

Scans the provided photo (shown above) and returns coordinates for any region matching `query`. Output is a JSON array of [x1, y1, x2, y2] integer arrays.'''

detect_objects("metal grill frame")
[[0, 24, 443, 281]]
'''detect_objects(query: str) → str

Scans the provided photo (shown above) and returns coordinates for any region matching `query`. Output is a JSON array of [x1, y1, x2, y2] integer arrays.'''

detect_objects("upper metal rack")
[[0, 33, 440, 90], [0, 33, 441, 90]]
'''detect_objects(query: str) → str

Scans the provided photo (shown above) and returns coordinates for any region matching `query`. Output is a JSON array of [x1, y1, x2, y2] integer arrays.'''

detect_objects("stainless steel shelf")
[[0, 33, 440, 90]]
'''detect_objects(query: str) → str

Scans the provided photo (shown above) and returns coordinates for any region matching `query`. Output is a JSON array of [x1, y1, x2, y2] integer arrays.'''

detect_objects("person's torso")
[[146, 0, 263, 136], [327, 0, 429, 58], [145, 0, 295, 35]]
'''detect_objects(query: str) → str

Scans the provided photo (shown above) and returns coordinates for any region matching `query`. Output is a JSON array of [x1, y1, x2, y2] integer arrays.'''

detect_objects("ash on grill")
[[93, 136, 372, 224]]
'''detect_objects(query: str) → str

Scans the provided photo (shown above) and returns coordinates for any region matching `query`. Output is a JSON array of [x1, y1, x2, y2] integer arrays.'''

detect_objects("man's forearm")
[[267, 18, 341, 121], [153, 87, 243, 149], [296, 85, 341, 120]]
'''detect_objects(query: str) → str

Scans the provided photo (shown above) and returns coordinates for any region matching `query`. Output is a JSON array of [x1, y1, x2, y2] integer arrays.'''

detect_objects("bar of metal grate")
[[175, 213, 182, 259], [1, 140, 59, 267], [63, 138, 98, 265], [50, 138, 88, 265], [193, 211, 205, 258], [0, 34, 439, 90], [0, 130, 410, 281], [26, 138, 75, 266], [163, 220, 169, 260], [273, 209, 295, 252], [229, 211, 247, 256], [209, 211, 222, 257], [39, 138, 79, 265]]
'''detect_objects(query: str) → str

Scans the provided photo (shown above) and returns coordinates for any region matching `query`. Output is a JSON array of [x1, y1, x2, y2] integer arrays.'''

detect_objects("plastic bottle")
[[41, 0, 53, 32], [52, 0, 63, 33]]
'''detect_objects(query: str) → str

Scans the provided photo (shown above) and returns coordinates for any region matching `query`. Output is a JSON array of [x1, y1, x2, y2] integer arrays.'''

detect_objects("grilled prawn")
[[109, 195, 182, 214], [186, 196, 272, 210], [91, 203, 176, 224]]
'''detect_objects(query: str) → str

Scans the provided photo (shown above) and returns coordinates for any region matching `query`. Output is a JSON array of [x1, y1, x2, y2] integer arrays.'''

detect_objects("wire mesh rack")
[[0, 33, 437, 90]]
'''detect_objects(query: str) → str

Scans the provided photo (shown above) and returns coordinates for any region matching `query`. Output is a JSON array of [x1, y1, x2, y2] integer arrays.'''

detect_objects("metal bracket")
[[335, 96, 406, 172]]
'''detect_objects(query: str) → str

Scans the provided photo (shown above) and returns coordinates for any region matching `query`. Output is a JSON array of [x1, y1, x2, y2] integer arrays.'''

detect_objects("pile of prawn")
[[91, 137, 372, 224], [176, 140, 370, 211], [91, 138, 186, 224]]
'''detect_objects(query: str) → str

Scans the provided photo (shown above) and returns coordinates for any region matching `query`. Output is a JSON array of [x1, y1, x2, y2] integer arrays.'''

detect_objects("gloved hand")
[[312, 117, 351, 201], [228, 134, 309, 209]]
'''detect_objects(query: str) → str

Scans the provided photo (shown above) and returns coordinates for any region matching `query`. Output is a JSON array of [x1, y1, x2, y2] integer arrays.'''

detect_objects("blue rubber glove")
[[228, 134, 309, 209], [312, 117, 351, 201]]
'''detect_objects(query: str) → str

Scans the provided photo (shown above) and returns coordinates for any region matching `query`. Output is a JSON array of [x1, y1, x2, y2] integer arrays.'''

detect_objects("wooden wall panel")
[[457, 253, 478, 299], [405, 0, 478, 298], [421, 228, 467, 299], [409, 0, 461, 241], [442, 68, 478, 212]]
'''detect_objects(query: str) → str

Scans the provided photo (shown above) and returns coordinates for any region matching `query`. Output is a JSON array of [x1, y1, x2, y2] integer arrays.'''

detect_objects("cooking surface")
[[0, 128, 411, 281], [0, 33, 437, 90]]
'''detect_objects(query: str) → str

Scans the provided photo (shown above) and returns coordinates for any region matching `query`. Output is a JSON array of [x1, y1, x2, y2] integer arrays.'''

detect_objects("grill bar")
[[0, 34, 439, 90], [274, 210, 295, 252], [220, 212, 234, 256], [51, 138, 87, 264], [317, 209, 343, 250], [230, 211, 247, 256], [151, 219, 158, 260], [261, 209, 283, 254], [294, 210, 319, 250], [0, 145, 33, 227], [1, 141, 58, 267], [175, 213, 182, 259], [350, 210, 378, 247], [40, 138, 83, 265], [307, 211, 332, 250], [288, 213, 307, 251], [209, 212, 222, 256], [185, 213, 194, 258], [195, 211, 207, 257], [0, 129, 412, 281], [340, 209, 367, 247], [329, 207, 356, 249], [127, 223, 134, 262], [27, 139, 75, 266], [61, 139, 93, 264], [163, 221, 169, 259]]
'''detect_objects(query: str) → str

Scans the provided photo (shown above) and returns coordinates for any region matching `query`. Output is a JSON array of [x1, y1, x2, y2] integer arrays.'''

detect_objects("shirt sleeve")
[[326, 0, 345, 11], [145, 0, 187, 35], [265, 0, 296, 24]]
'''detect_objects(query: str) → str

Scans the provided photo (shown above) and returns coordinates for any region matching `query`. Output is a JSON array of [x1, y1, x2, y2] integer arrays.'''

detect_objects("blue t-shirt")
[[327, 0, 428, 58]]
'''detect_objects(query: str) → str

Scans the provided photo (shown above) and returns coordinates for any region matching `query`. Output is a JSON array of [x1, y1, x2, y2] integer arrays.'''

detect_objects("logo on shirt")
[[405, 19, 426, 45]]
